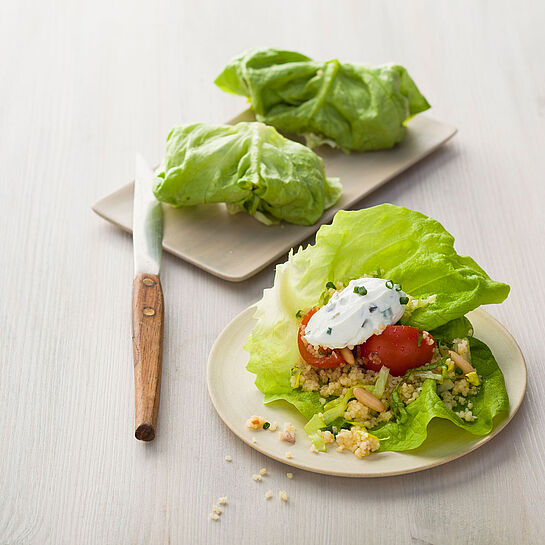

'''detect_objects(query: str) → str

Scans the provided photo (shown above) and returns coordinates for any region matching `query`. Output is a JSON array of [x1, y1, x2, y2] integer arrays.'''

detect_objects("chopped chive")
[[325, 281, 336, 290], [394, 283, 402, 291], [326, 327, 332, 335], [385, 280, 394, 289], [417, 330, 423, 347], [399, 296, 409, 305], [353, 286, 367, 296], [295, 309, 303, 319], [262, 422, 270, 429]]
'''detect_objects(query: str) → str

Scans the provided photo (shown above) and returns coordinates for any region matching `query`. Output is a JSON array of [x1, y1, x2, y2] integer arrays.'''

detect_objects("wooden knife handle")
[[132, 273, 164, 441]]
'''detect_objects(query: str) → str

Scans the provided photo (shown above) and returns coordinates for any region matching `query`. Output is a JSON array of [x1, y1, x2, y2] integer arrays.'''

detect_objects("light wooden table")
[[2, 1, 544, 544]]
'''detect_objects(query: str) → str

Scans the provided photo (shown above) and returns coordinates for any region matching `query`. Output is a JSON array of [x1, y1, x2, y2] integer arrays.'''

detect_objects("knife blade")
[[132, 153, 164, 442]]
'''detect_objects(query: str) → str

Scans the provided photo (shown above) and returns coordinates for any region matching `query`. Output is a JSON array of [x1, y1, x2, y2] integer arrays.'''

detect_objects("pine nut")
[[340, 347, 355, 364], [448, 350, 476, 374], [353, 387, 386, 412]]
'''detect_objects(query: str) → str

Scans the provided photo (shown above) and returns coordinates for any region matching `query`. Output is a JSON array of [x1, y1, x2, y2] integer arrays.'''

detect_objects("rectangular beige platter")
[[92, 111, 456, 281]]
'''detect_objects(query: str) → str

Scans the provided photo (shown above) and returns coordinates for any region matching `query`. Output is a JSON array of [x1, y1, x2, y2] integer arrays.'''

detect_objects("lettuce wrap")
[[216, 48, 430, 152], [153, 121, 342, 226], [245, 205, 510, 452]]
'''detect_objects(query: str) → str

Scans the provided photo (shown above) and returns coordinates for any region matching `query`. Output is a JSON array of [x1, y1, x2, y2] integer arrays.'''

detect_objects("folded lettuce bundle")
[[153, 121, 342, 226], [216, 48, 430, 152], [245, 205, 510, 452]]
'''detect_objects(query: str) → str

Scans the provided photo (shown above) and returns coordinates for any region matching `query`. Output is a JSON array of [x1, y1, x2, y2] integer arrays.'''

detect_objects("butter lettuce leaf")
[[153, 121, 342, 226], [216, 48, 430, 151], [374, 337, 509, 451], [430, 316, 474, 344], [245, 205, 510, 449]]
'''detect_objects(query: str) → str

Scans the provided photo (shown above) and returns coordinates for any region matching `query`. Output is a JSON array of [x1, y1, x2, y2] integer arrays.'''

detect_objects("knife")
[[132, 153, 164, 442]]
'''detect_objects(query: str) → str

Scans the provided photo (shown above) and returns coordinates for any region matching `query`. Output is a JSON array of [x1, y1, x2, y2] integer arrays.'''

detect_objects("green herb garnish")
[[325, 281, 336, 290], [353, 286, 368, 296], [385, 280, 394, 289], [326, 327, 332, 335], [263, 422, 270, 430], [290, 366, 301, 388], [399, 296, 409, 305], [295, 309, 303, 319]]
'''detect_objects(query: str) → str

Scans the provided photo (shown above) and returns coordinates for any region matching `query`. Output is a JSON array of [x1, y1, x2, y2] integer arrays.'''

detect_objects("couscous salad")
[[245, 205, 510, 458]]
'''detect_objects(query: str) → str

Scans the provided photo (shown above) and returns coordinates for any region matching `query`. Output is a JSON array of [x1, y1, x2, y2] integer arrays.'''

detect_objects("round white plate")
[[207, 307, 526, 477]]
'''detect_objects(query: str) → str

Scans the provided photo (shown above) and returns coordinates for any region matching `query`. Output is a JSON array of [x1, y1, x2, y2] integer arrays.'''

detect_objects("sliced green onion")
[[295, 309, 303, 319], [346, 420, 367, 428], [353, 286, 367, 296], [323, 387, 356, 424], [399, 296, 409, 305], [437, 379, 454, 394], [326, 327, 332, 335], [466, 371, 480, 386], [325, 281, 336, 290], [385, 280, 394, 289], [290, 367, 301, 388], [413, 371, 443, 381], [262, 422, 270, 429], [319, 289, 332, 305], [373, 366, 390, 398], [394, 283, 402, 291]]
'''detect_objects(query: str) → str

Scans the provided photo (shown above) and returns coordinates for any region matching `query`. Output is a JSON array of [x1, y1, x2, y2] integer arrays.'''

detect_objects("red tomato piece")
[[297, 307, 345, 369], [357, 325, 436, 376]]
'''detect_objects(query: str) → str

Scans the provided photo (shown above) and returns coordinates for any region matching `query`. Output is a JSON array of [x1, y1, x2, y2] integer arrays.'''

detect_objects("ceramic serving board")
[[92, 111, 456, 281]]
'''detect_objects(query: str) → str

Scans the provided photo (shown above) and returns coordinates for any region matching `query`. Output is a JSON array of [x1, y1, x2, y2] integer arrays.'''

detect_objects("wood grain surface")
[[1, 1, 544, 544]]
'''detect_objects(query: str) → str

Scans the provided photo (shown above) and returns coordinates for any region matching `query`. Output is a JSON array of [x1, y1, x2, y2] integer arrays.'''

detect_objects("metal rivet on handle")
[[143, 307, 155, 316], [143, 277, 155, 286]]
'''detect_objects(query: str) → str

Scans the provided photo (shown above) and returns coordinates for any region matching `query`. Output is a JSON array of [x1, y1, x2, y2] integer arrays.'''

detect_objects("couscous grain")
[[246, 415, 266, 430]]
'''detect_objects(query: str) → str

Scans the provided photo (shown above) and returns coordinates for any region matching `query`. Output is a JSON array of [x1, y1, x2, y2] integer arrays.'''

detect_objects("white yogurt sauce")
[[304, 277, 408, 349]]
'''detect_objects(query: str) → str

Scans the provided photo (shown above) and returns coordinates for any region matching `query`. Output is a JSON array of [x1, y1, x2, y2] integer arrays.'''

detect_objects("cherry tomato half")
[[357, 325, 436, 376], [297, 307, 345, 369]]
